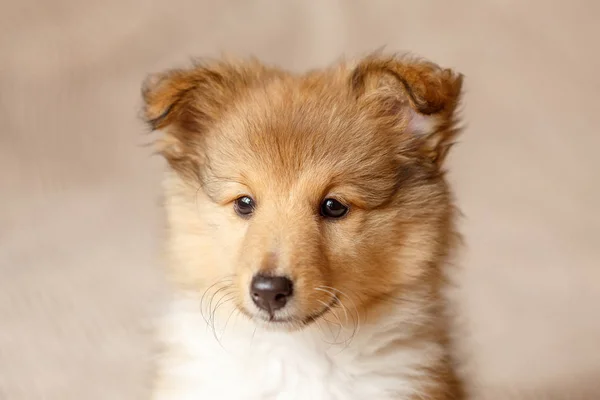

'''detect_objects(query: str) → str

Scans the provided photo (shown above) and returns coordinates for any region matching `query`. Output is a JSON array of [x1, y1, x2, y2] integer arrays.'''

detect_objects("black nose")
[[250, 275, 293, 313]]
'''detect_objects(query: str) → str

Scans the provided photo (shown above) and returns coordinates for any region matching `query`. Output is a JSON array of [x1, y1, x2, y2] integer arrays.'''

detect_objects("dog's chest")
[[154, 298, 436, 400]]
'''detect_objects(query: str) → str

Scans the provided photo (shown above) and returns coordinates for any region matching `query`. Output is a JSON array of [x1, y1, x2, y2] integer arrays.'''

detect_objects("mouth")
[[298, 296, 338, 325], [241, 296, 338, 327]]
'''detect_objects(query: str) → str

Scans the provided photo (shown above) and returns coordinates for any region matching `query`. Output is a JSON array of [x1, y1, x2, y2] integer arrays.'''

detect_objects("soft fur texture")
[[144, 53, 464, 400]]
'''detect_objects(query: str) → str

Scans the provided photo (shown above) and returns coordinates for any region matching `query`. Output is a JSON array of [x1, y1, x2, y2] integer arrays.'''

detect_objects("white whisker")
[[317, 285, 361, 353]]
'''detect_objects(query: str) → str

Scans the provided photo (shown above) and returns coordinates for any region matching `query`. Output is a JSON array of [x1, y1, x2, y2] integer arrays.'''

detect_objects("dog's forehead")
[[211, 80, 397, 172], [202, 83, 404, 202]]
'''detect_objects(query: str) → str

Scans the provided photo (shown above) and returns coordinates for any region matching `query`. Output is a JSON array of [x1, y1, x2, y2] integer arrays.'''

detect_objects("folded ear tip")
[[448, 69, 464, 93], [141, 70, 189, 129], [145, 103, 174, 130], [351, 54, 464, 115]]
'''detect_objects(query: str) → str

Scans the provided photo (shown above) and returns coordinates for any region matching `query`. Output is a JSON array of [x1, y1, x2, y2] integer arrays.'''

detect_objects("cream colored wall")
[[1, 1, 599, 398]]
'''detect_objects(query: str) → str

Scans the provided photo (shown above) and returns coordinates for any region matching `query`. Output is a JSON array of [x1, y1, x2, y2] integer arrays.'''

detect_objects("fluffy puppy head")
[[143, 54, 463, 330]]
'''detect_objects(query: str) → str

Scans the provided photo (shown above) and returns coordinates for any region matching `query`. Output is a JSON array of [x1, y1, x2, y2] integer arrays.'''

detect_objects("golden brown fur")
[[144, 52, 464, 399]]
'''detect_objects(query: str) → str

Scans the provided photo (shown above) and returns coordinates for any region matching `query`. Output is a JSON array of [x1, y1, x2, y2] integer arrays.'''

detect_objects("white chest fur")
[[153, 296, 444, 400]]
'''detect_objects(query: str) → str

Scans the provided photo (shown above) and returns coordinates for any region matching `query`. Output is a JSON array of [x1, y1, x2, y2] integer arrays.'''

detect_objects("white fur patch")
[[152, 295, 444, 400]]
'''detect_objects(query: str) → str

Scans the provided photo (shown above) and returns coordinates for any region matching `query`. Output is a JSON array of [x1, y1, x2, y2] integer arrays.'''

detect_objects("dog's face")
[[143, 55, 462, 330]]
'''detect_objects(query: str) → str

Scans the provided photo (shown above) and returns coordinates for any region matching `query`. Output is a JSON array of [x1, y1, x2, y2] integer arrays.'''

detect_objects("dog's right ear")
[[141, 62, 253, 178], [142, 66, 235, 133], [142, 70, 196, 131]]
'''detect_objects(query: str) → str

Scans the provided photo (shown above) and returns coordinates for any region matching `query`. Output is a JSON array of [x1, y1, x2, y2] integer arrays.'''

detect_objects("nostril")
[[274, 293, 286, 302]]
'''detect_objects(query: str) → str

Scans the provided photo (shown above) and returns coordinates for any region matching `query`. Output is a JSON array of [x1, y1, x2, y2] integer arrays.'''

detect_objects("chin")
[[146, 52, 465, 400]]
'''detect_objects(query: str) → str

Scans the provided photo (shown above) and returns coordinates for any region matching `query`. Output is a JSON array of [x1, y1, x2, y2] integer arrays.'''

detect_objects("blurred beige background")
[[1, 1, 599, 399]]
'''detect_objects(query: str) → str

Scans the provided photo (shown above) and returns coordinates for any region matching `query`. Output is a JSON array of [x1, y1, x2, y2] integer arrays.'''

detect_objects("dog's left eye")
[[234, 196, 255, 217], [320, 198, 349, 219]]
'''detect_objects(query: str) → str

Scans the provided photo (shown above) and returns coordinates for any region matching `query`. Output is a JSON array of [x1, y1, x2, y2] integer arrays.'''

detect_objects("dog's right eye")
[[320, 198, 349, 219], [234, 196, 255, 218]]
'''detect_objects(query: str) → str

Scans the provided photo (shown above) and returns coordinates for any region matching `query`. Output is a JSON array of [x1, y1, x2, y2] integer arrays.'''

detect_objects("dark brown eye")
[[234, 196, 255, 217], [320, 198, 348, 219]]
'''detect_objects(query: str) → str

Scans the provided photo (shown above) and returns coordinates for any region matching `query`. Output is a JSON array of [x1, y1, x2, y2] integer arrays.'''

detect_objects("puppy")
[[143, 53, 464, 400]]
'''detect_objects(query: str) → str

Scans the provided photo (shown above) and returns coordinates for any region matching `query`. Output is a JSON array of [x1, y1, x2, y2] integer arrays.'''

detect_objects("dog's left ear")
[[351, 54, 464, 167]]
